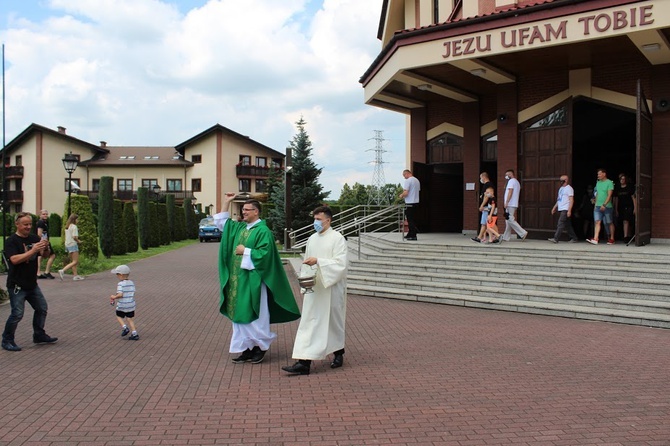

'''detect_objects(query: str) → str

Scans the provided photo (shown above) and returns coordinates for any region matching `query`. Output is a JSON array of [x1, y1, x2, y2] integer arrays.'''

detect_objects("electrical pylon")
[[367, 130, 389, 205]]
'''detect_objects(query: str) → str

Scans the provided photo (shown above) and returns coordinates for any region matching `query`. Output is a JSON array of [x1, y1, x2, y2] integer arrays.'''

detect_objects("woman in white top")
[[59, 213, 84, 281]]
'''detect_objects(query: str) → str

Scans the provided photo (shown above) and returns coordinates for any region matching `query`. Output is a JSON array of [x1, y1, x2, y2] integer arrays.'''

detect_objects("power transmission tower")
[[367, 130, 389, 205]]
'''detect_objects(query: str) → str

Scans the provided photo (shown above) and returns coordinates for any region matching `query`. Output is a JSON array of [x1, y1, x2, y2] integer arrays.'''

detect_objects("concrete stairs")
[[346, 233, 670, 329]]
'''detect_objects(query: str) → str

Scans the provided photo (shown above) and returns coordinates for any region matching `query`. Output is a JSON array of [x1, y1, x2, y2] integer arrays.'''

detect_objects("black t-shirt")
[[479, 181, 494, 204], [616, 185, 635, 210], [36, 219, 49, 239], [5, 233, 41, 291]]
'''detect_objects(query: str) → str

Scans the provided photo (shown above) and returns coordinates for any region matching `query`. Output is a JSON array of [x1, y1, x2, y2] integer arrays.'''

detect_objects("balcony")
[[236, 165, 271, 178], [5, 190, 24, 202], [3, 166, 24, 179], [78, 190, 196, 203]]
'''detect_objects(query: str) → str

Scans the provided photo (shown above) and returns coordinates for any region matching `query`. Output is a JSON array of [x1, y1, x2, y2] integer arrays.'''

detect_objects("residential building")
[[1, 123, 284, 219]]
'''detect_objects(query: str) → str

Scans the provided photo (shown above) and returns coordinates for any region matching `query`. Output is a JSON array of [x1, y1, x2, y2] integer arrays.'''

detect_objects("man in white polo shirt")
[[548, 174, 578, 243], [399, 169, 421, 241], [501, 169, 528, 241]]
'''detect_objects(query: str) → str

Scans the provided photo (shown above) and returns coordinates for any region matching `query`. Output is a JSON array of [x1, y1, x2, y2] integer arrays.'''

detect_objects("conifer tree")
[[288, 117, 328, 231], [123, 202, 138, 253], [98, 176, 114, 258], [266, 165, 286, 241]]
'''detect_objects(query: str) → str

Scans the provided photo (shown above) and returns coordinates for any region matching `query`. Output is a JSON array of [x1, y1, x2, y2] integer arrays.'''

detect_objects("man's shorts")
[[593, 207, 614, 224], [65, 245, 79, 253], [116, 310, 135, 318], [480, 210, 489, 225]]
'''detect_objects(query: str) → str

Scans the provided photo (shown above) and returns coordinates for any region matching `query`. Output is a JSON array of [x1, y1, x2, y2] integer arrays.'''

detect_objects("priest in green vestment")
[[215, 193, 300, 364]]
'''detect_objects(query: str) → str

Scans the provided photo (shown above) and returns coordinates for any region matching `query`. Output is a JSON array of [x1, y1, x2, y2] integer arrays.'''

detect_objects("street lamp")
[[152, 184, 162, 202], [62, 152, 78, 217]]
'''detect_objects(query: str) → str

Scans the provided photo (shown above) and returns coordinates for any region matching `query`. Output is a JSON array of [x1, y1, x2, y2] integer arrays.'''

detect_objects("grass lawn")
[[0, 236, 199, 276]]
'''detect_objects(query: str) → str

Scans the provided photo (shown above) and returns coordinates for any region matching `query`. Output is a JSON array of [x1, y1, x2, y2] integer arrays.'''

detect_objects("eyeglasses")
[[242, 208, 257, 212]]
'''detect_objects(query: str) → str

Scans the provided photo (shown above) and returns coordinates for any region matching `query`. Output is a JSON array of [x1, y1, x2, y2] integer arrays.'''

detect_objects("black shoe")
[[45, 273, 55, 279], [330, 354, 344, 369], [471, 237, 481, 243], [2, 340, 22, 351], [37, 274, 47, 279], [250, 346, 266, 364], [128, 333, 140, 341], [282, 361, 310, 375], [121, 327, 130, 337], [405, 237, 417, 241], [33, 335, 58, 344], [232, 348, 253, 364]]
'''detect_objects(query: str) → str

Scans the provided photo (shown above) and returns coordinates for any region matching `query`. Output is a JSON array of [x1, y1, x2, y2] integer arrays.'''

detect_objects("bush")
[[123, 202, 138, 253], [166, 194, 176, 242], [137, 187, 150, 250], [174, 206, 186, 241], [49, 213, 62, 237], [113, 199, 127, 255], [98, 176, 114, 258], [62, 194, 98, 259]]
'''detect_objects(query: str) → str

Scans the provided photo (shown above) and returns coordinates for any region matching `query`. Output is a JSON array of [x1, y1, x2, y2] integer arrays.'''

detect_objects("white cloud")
[[1, 0, 405, 198]]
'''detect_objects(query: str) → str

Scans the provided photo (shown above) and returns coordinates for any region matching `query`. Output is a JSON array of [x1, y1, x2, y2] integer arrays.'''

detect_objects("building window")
[[92, 179, 100, 191], [528, 106, 568, 128], [167, 179, 182, 191], [191, 154, 202, 163], [117, 179, 133, 191], [192, 178, 202, 192], [65, 178, 81, 192], [15, 155, 22, 166], [255, 179, 266, 192], [271, 158, 283, 168], [142, 179, 158, 189], [239, 155, 251, 166], [239, 179, 251, 192], [256, 157, 267, 167]]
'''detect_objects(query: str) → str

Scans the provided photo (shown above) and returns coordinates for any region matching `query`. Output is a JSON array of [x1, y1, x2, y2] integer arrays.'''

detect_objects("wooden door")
[[519, 105, 571, 236], [635, 80, 652, 246]]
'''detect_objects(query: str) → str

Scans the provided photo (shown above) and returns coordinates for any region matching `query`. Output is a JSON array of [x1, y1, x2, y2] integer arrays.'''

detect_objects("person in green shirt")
[[215, 193, 300, 364], [587, 168, 615, 245]]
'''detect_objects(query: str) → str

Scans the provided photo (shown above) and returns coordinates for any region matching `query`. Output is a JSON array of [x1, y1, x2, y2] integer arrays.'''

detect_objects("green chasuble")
[[218, 218, 300, 324]]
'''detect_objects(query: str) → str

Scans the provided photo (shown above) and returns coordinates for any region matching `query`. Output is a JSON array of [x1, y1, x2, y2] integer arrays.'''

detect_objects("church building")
[[361, 0, 670, 244]]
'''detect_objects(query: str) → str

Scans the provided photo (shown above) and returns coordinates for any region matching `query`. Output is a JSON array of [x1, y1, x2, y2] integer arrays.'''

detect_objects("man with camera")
[[2, 212, 59, 352]]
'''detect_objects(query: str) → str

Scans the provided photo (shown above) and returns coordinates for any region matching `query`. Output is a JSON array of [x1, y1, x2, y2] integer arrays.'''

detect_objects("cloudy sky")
[[0, 0, 407, 199]]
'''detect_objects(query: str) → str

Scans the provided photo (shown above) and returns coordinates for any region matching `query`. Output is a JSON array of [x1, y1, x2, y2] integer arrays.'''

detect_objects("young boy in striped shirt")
[[109, 265, 139, 340]]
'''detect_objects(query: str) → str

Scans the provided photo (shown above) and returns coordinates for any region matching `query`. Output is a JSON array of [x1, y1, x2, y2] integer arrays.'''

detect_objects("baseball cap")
[[111, 265, 131, 275]]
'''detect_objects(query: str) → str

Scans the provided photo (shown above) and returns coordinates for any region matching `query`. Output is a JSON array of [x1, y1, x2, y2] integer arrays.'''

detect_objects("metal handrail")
[[286, 204, 405, 254]]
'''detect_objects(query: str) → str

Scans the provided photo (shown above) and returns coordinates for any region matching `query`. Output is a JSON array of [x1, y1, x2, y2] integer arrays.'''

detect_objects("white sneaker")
[[73, 275, 84, 281], [58, 270, 64, 281]]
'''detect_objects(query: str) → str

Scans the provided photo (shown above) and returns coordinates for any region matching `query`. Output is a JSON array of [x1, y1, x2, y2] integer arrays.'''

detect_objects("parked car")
[[199, 217, 221, 242]]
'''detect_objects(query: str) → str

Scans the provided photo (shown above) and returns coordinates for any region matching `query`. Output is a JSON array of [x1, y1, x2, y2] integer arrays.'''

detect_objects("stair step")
[[347, 268, 670, 302], [348, 274, 670, 314], [348, 284, 670, 329]]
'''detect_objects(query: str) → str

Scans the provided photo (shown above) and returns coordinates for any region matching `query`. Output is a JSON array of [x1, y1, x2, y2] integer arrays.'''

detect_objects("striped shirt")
[[115, 279, 136, 312]]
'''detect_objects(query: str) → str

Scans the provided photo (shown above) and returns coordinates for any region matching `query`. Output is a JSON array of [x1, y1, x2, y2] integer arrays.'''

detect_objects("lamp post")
[[152, 184, 162, 202], [62, 152, 78, 217]]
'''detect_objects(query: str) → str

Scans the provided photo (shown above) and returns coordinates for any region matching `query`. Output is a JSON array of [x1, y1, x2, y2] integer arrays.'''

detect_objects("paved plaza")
[[0, 242, 669, 445]]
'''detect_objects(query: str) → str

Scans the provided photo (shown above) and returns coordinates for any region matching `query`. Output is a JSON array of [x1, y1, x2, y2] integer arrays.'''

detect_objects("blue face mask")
[[313, 219, 323, 233]]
